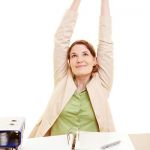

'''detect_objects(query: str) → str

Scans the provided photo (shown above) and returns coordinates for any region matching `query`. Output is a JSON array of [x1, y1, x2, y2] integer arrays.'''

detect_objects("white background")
[[0, 0, 150, 138]]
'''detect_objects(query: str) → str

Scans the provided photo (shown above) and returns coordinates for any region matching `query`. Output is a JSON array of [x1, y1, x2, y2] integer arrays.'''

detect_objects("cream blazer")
[[29, 9, 115, 138]]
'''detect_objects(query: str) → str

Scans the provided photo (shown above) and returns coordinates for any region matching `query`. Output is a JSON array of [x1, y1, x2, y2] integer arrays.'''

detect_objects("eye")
[[83, 53, 89, 56], [71, 54, 77, 58]]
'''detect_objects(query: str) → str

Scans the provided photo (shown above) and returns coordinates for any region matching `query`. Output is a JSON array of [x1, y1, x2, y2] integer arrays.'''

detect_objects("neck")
[[74, 74, 91, 92]]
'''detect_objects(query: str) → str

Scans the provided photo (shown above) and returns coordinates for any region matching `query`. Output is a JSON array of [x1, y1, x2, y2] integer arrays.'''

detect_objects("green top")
[[51, 90, 99, 135]]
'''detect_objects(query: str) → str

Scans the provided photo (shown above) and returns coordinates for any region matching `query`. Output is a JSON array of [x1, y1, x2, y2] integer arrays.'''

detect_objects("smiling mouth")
[[76, 65, 86, 68]]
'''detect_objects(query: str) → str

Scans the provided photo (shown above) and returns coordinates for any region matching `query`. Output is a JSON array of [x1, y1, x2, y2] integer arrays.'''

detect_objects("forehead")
[[70, 44, 90, 54]]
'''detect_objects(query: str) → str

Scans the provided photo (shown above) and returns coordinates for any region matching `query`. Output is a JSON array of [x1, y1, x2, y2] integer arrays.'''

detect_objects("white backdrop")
[[0, 0, 150, 138]]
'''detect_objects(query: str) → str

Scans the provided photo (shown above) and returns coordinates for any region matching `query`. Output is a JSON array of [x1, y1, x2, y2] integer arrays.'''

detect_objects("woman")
[[29, 0, 115, 137]]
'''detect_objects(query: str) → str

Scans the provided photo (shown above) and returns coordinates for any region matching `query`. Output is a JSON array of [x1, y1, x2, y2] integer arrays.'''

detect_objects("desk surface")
[[129, 133, 150, 150], [21, 133, 150, 150], [0, 133, 150, 150]]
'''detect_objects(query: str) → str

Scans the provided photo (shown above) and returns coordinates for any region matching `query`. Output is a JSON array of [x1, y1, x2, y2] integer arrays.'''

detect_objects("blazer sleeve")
[[97, 16, 113, 91], [53, 9, 78, 86]]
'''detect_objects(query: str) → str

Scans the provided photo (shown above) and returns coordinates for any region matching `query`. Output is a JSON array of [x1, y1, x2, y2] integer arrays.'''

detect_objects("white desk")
[[1, 133, 149, 150]]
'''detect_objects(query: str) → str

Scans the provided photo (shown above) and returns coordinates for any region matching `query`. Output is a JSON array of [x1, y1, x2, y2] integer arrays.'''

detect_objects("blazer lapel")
[[87, 74, 108, 131], [60, 71, 76, 112]]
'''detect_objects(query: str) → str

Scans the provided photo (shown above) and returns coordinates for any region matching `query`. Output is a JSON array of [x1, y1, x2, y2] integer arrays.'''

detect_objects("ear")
[[68, 59, 70, 64], [68, 59, 71, 67], [93, 57, 97, 66]]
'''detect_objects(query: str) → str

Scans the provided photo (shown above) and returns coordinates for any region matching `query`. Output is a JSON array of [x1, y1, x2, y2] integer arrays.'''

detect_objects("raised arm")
[[54, 0, 81, 86], [70, 0, 81, 11], [101, 0, 110, 16], [97, 0, 113, 91]]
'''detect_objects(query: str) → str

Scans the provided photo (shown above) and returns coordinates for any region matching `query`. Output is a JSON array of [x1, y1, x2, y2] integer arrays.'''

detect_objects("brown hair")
[[67, 40, 99, 73]]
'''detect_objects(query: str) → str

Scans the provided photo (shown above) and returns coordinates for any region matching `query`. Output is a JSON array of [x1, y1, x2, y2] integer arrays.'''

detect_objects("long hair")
[[67, 40, 99, 73]]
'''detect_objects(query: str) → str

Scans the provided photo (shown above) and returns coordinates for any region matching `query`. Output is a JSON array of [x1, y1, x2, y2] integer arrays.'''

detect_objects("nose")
[[77, 56, 84, 63]]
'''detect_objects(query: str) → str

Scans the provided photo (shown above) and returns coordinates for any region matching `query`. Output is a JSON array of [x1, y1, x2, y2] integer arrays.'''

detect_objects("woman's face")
[[69, 44, 96, 77]]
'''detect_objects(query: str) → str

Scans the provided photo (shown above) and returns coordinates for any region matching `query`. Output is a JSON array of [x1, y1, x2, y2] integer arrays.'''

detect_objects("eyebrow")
[[70, 51, 89, 55], [70, 52, 77, 55]]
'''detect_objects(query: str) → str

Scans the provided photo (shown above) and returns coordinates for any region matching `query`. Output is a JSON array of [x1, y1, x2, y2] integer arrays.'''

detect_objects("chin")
[[74, 72, 92, 77]]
